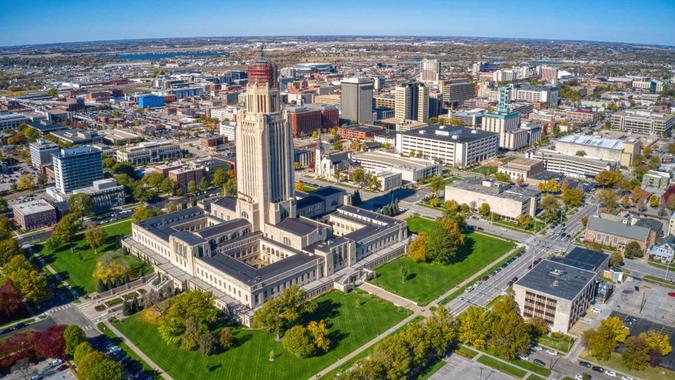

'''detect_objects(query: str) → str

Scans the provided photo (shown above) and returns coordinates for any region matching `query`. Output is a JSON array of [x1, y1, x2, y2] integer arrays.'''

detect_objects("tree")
[[351, 167, 365, 186], [562, 186, 584, 207], [159, 177, 176, 195], [307, 320, 331, 353], [31, 324, 66, 360], [69, 193, 93, 217], [595, 170, 623, 188], [93, 253, 130, 284], [73, 342, 95, 366], [0, 197, 8, 213], [649, 195, 660, 208], [538, 179, 560, 193], [64, 325, 87, 356], [78, 351, 123, 380], [624, 241, 643, 258], [283, 325, 315, 358], [640, 330, 672, 357], [516, 215, 533, 229], [198, 177, 209, 192], [622, 336, 650, 370], [48, 213, 82, 249], [253, 286, 316, 340], [0, 281, 24, 320], [610, 251, 623, 267], [219, 327, 236, 350], [528, 317, 550, 337], [494, 172, 511, 183], [427, 220, 464, 265], [429, 175, 445, 196], [457, 306, 493, 349], [84, 225, 106, 254], [3, 255, 51, 303], [131, 204, 162, 222], [332, 139, 343, 151], [597, 189, 617, 210], [0, 238, 22, 267], [223, 178, 237, 196], [187, 180, 197, 194], [157, 291, 218, 347], [584, 316, 629, 361], [198, 331, 217, 355], [408, 233, 428, 263], [488, 299, 531, 360], [478, 202, 491, 217], [16, 174, 35, 191], [541, 195, 560, 223], [400, 266, 409, 283], [211, 168, 226, 187]]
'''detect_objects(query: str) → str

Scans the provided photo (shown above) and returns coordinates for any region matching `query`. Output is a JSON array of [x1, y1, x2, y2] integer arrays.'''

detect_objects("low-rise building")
[[532, 149, 618, 179], [648, 237, 674, 264], [13, 199, 58, 231], [554, 134, 640, 167], [610, 110, 674, 136], [350, 150, 441, 182], [0, 112, 29, 131], [497, 157, 545, 182], [445, 179, 540, 219], [396, 125, 498, 169], [584, 216, 658, 252], [337, 125, 386, 141], [642, 170, 670, 190], [116, 141, 181, 165], [29, 139, 60, 169], [168, 164, 206, 191], [513, 259, 598, 333]]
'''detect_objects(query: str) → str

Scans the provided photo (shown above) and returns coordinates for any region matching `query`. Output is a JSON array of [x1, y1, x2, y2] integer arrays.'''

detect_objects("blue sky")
[[1, 0, 673, 47]]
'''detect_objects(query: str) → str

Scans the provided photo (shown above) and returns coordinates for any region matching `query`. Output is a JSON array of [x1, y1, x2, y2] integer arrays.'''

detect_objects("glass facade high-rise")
[[53, 146, 104, 193], [340, 77, 374, 124]]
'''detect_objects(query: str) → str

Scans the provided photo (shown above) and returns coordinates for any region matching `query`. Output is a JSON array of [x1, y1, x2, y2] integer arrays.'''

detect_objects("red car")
[[668, 292, 675, 298]]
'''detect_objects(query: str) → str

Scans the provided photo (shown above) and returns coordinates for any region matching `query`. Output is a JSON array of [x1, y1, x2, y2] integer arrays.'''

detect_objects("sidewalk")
[[359, 282, 431, 317], [103, 320, 174, 380]]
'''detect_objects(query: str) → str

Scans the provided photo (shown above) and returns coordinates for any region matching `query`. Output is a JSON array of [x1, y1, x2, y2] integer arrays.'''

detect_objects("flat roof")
[[515, 259, 596, 300], [550, 247, 609, 272], [447, 178, 539, 202], [352, 151, 438, 171], [557, 134, 624, 150], [12, 199, 55, 214], [400, 124, 497, 143]]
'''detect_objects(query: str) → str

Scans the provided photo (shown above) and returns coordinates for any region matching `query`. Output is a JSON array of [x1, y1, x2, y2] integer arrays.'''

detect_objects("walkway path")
[[359, 282, 431, 317], [103, 320, 174, 380], [310, 313, 418, 379]]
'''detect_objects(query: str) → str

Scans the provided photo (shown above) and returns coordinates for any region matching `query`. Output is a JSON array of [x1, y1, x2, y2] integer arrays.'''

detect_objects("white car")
[[546, 349, 558, 356], [605, 370, 616, 377], [518, 354, 529, 361], [532, 345, 544, 351], [575, 375, 583, 380], [592, 306, 601, 313], [621, 376, 633, 380]]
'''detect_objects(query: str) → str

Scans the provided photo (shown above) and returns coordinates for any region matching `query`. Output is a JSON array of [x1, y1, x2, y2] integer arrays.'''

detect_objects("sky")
[[1, 0, 674, 47]]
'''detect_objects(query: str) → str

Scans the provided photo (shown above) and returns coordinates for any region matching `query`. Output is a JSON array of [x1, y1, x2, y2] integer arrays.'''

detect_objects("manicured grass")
[[512, 358, 551, 377], [537, 334, 574, 354], [370, 231, 514, 305], [647, 260, 674, 271], [406, 216, 440, 234], [477, 355, 527, 378], [456, 345, 479, 359], [472, 166, 498, 176], [114, 290, 411, 380], [580, 351, 675, 380], [493, 218, 546, 233], [527, 374, 546, 380], [38, 219, 153, 294], [97, 322, 159, 379]]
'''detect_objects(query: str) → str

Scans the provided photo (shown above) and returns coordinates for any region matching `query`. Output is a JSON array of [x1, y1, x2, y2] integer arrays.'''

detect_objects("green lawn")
[[114, 290, 411, 380], [537, 334, 574, 354], [472, 166, 498, 176], [419, 359, 447, 380], [456, 345, 479, 359], [643, 275, 675, 289], [406, 216, 439, 234], [371, 225, 513, 305], [38, 219, 152, 294], [477, 355, 527, 378], [580, 352, 675, 380], [97, 322, 159, 379], [526, 374, 546, 380], [647, 260, 674, 271], [512, 358, 550, 377]]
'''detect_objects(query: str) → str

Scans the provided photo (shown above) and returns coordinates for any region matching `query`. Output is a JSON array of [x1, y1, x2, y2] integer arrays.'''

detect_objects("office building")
[[554, 134, 640, 167], [610, 110, 674, 136], [396, 125, 498, 169], [514, 259, 598, 333], [534, 149, 617, 179], [481, 87, 537, 150], [337, 125, 385, 141], [395, 82, 429, 122], [168, 164, 206, 191], [122, 55, 410, 325], [642, 170, 670, 190], [50, 129, 99, 145], [445, 109, 483, 128], [53, 146, 104, 193], [340, 77, 374, 124], [439, 79, 475, 108], [510, 84, 559, 105], [540, 66, 559, 84], [61, 178, 126, 212], [13, 199, 58, 231], [116, 141, 181, 165], [285, 105, 339, 137], [29, 139, 60, 169], [138, 95, 165, 108], [498, 157, 545, 182], [351, 151, 442, 182], [445, 179, 540, 219], [419, 59, 440, 84], [0, 112, 29, 131]]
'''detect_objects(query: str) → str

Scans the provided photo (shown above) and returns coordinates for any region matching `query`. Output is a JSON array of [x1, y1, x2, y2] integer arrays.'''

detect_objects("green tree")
[[495, 172, 512, 183], [457, 306, 492, 349], [584, 316, 629, 361], [84, 225, 106, 254], [649, 195, 660, 208], [282, 325, 316, 358], [157, 291, 218, 347], [64, 325, 87, 356], [198, 177, 209, 192], [78, 351, 123, 380], [131, 205, 162, 222], [307, 320, 331, 353], [198, 331, 217, 355], [223, 178, 237, 196], [187, 180, 197, 194], [68, 193, 93, 217], [624, 241, 643, 258], [622, 336, 650, 370], [0, 197, 8, 213], [159, 177, 176, 195], [478, 202, 491, 217], [253, 286, 316, 340], [429, 175, 445, 196], [3, 254, 51, 302], [48, 213, 82, 250], [0, 238, 22, 267], [211, 168, 226, 187], [597, 189, 617, 210], [219, 327, 236, 350], [640, 330, 672, 356], [426, 218, 464, 265], [46, 88, 58, 96], [562, 186, 584, 207], [541, 195, 560, 223], [516, 215, 533, 229], [73, 342, 95, 367], [610, 251, 623, 267]]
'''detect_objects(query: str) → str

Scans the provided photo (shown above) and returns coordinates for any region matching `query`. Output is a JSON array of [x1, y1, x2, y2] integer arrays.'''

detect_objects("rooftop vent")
[[552, 279, 560, 287], [549, 268, 565, 277]]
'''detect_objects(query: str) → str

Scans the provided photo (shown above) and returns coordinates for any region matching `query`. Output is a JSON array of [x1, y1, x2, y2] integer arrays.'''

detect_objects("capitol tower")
[[236, 47, 296, 232]]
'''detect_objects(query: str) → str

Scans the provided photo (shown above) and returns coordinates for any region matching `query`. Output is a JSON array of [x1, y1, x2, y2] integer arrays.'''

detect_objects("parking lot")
[[4, 359, 75, 380], [612, 278, 675, 327]]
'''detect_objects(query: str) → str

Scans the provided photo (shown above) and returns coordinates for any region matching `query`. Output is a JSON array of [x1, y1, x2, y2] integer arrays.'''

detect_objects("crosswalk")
[[45, 304, 73, 314]]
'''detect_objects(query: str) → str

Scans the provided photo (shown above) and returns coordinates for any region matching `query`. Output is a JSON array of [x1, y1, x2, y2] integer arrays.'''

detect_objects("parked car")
[[592, 366, 604, 373], [579, 361, 592, 368], [532, 345, 544, 351], [605, 370, 616, 377], [533, 359, 546, 367], [620, 375, 633, 380], [591, 306, 601, 313], [49, 358, 63, 367], [546, 349, 558, 356]]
